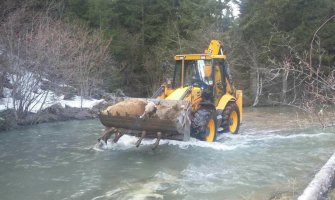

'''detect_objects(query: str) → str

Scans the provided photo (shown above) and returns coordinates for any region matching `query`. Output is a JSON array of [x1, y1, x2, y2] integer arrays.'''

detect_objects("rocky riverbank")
[[0, 93, 131, 132], [0, 104, 96, 132], [0, 71, 128, 132]]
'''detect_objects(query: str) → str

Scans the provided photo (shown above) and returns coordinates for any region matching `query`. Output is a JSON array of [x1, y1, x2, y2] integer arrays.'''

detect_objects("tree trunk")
[[80, 86, 83, 109], [281, 70, 289, 104], [298, 153, 335, 200], [253, 69, 262, 106]]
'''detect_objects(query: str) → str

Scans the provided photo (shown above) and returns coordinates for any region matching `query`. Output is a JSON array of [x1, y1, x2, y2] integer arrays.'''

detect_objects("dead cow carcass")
[[98, 98, 191, 149]]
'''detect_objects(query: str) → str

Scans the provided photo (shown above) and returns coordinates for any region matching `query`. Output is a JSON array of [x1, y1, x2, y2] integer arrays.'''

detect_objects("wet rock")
[[35, 104, 96, 123], [0, 109, 17, 131], [62, 87, 77, 100], [40, 80, 78, 100], [114, 89, 126, 97], [90, 88, 107, 99], [92, 100, 111, 113], [0, 116, 8, 130]]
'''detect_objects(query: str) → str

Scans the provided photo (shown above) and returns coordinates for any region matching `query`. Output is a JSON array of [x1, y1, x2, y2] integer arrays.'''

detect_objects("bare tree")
[[0, 8, 50, 120], [0, 4, 113, 120], [29, 19, 112, 107], [253, 26, 334, 127]]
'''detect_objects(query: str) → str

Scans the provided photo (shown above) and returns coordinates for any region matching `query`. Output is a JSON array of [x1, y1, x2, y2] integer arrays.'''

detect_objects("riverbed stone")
[[0, 109, 17, 131], [36, 103, 96, 123]]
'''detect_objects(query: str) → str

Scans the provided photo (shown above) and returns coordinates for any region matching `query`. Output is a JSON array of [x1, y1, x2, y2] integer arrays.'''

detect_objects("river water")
[[0, 107, 334, 200]]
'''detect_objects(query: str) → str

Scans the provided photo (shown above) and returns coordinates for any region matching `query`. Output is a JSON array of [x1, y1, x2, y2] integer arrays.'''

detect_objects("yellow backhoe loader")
[[98, 40, 242, 148]]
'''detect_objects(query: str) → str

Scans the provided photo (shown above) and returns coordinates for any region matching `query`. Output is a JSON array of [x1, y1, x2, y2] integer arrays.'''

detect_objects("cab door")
[[214, 61, 225, 105]]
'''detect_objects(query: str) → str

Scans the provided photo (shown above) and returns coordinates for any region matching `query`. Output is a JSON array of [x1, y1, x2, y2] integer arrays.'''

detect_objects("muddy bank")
[[0, 104, 101, 132], [0, 96, 135, 132]]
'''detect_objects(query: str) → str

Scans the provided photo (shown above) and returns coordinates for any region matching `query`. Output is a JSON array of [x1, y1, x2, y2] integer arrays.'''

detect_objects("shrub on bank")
[[0, 110, 16, 131]]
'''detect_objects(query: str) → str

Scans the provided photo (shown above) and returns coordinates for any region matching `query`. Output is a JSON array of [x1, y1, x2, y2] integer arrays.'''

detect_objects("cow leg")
[[98, 127, 116, 144], [135, 130, 146, 148], [152, 132, 162, 150], [113, 130, 124, 143]]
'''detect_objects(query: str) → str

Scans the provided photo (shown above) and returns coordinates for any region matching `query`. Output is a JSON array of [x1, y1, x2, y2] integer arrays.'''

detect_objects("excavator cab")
[[173, 60, 213, 88], [172, 58, 231, 104]]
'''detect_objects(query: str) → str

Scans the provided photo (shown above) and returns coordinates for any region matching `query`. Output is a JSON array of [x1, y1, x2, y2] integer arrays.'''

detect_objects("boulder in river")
[[36, 103, 96, 123]]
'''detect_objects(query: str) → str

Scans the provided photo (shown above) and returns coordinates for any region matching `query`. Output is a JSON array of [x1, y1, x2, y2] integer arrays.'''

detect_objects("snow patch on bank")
[[0, 87, 104, 113], [57, 95, 104, 109]]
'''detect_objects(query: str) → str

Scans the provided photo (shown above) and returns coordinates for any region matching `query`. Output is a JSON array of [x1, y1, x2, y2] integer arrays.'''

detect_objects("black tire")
[[191, 108, 217, 142], [221, 102, 240, 134]]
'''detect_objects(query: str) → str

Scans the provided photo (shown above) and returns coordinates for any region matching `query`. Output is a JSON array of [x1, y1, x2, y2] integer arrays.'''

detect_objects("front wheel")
[[221, 102, 240, 134], [191, 108, 217, 142]]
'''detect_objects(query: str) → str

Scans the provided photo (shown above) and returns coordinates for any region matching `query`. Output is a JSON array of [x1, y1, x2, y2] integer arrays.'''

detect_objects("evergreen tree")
[[66, 0, 231, 96]]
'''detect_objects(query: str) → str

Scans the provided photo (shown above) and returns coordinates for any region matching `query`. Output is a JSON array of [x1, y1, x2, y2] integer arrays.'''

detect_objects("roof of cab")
[[174, 54, 226, 60]]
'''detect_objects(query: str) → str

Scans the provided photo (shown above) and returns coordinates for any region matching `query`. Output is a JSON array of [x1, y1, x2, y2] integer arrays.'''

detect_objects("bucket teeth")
[[152, 132, 162, 150], [135, 130, 146, 148]]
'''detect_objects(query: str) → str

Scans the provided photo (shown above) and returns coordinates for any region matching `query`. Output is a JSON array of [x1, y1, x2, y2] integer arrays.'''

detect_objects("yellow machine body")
[[99, 40, 243, 142], [162, 40, 243, 122]]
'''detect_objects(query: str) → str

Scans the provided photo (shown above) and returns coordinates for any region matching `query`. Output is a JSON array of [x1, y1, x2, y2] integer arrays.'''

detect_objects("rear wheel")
[[221, 102, 240, 134], [191, 108, 217, 142]]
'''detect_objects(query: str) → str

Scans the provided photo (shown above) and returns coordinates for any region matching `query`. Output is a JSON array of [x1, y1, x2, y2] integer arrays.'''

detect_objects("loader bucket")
[[98, 98, 191, 141]]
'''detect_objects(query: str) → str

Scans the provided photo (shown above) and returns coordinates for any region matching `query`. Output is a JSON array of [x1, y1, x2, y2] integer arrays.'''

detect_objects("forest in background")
[[0, 0, 334, 123]]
